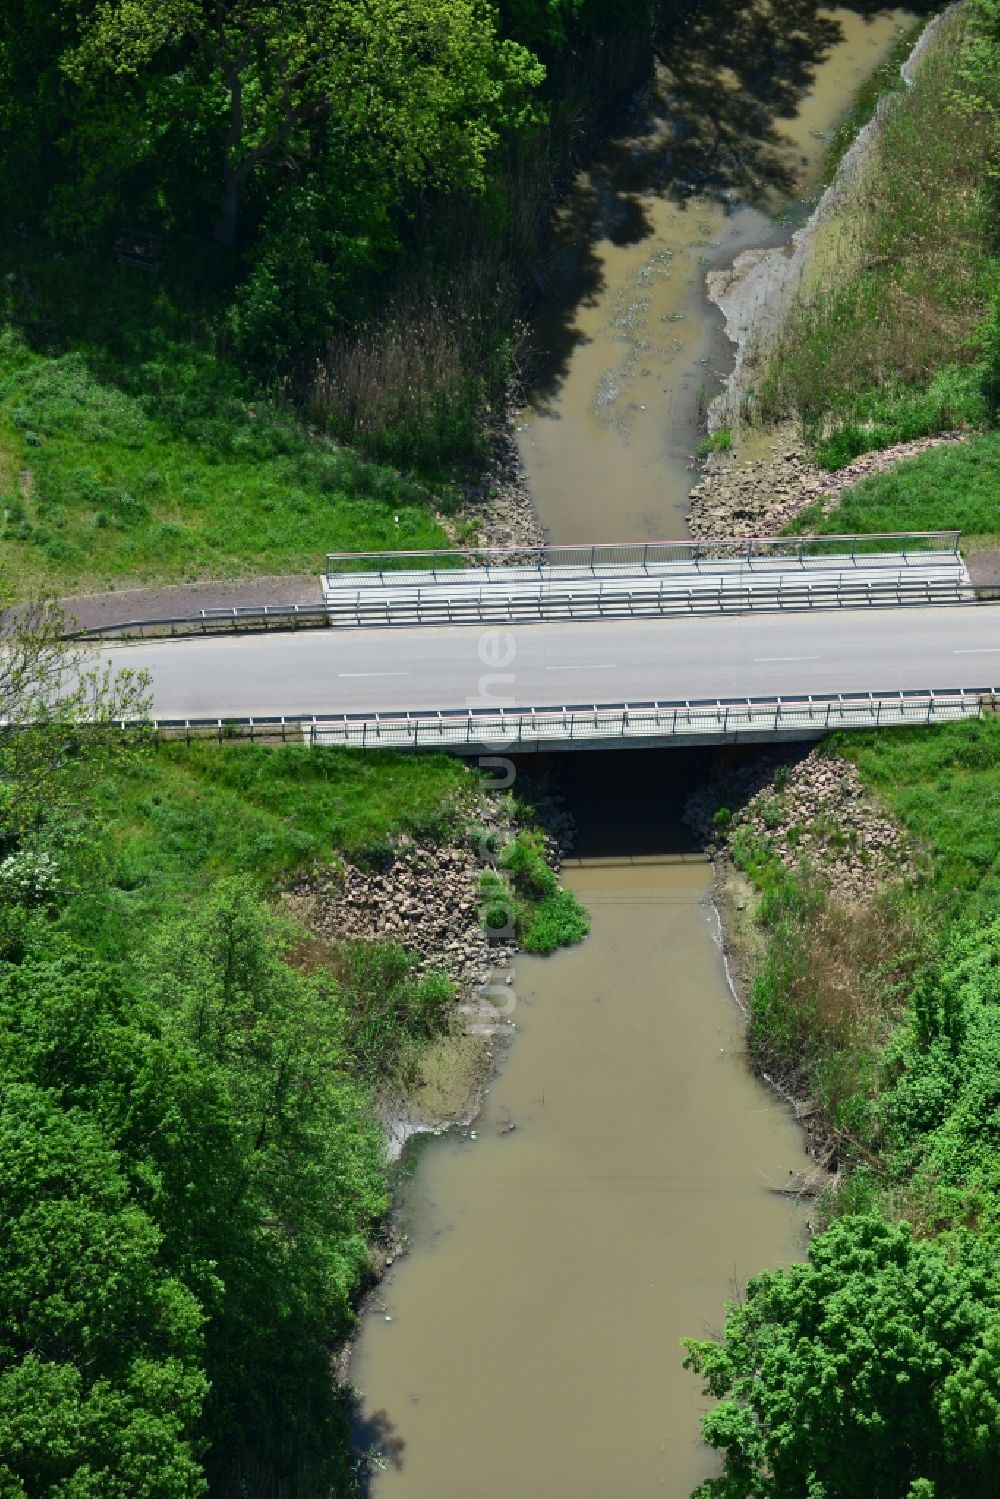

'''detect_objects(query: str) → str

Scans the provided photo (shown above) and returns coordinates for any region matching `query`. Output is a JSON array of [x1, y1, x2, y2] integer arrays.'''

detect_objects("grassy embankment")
[[76, 739, 588, 1062], [685, 12, 1000, 1487], [750, 3, 1000, 535], [730, 717, 1000, 1225], [792, 430, 1000, 542], [0, 324, 455, 598], [756, 4, 995, 444]]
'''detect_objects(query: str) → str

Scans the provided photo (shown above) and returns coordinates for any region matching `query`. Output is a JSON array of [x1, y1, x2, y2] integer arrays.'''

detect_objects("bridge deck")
[[101, 602, 1000, 740], [323, 548, 965, 593]]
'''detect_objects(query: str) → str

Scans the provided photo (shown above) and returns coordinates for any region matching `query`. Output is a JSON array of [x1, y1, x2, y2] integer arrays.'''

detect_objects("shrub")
[[338, 939, 452, 1081], [502, 831, 558, 902], [685, 1214, 1000, 1499], [697, 427, 732, 457], [517, 889, 589, 953]]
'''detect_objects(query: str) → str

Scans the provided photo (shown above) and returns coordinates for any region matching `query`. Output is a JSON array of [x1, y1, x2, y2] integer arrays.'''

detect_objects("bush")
[[517, 888, 589, 954], [339, 939, 453, 1081], [685, 1214, 1000, 1499], [697, 427, 732, 458], [502, 831, 558, 902]]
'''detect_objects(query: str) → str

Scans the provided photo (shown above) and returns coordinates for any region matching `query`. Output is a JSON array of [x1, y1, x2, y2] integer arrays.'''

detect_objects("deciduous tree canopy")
[[685, 1214, 1000, 1499], [62, 0, 545, 246]]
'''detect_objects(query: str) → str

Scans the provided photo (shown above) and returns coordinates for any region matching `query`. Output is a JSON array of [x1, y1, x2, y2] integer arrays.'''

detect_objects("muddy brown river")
[[354, 849, 808, 1497], [353, 9, 917, 1494], [517, 3, 916, 543]]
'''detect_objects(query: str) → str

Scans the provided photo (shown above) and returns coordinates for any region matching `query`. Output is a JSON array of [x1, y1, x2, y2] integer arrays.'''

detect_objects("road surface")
[[98, 604, 1000, 720]]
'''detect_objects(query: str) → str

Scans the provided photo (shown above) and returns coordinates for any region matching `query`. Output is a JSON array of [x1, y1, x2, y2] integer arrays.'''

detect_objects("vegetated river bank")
[[351, 12, 927, 1495]]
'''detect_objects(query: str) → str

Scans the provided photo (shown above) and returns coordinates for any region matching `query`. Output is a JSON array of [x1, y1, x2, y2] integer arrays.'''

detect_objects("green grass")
[[69, 742, 590, 963], [0, 330, 452, 597], [789, 430, 1000, 538], [753, 8, 995, 431], [697, 426, 732, 459], [834, 716, 1000, 916], [83, 742, 471, 936], [500, 829, 590, 953], [811, 365, 989, 469]]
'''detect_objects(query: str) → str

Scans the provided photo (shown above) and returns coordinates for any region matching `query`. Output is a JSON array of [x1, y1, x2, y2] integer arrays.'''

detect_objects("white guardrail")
[[324, 531, 963, 581], [140, 687, 1000, 752], [69, 533, 970, 639], [320, 573, 969, 628], [74, 569, 979, 640]]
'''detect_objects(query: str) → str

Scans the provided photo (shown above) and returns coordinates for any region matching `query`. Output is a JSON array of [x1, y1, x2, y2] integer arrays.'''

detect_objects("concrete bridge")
[[93, 532, 1000, 751]]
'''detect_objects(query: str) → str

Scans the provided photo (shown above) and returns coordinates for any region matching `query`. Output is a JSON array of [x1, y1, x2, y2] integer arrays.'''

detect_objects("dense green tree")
[[141, 880, 387, 1485], [0, 1083, 208, 1497], [0, 597, 393, 1489], [0, 888, 389, 1491], [0, 3, 78, 217], [874, 916, 1000, 1234], [684, 1214, 1000, 1499], [63, 0, 544, 246]]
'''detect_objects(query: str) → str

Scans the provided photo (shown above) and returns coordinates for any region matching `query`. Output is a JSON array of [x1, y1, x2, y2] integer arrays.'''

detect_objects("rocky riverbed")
[[686, 427, 969, 539], [686, 748, 915, 904], [445, 423, 545, 553], [289, 836, 515, 995], [283, 787, 575, 1156]]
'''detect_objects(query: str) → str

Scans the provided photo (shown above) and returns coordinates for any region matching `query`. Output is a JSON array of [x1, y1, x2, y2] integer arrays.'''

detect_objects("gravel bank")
[[687, 429, 969, 539], [283, 787, 575, 1158], [686, 749, 915, 904], [446, 423, 545, 552]]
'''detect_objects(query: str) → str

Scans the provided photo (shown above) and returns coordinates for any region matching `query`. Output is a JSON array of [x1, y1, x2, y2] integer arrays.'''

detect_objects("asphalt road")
[[98, 604, 1000, 720]]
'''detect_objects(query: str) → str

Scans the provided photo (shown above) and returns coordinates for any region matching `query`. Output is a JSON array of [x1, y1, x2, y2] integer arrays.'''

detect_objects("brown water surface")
[[517, 4, 917, 543], [353, 754, 810, 1497]]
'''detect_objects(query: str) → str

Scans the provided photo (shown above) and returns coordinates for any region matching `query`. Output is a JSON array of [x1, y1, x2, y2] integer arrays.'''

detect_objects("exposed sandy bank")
[[705, 8, 953, 431]]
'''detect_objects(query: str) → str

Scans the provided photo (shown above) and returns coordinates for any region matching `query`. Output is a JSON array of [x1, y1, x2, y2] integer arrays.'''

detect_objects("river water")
[[353, 11, 915, 1495], [517, 3, 916, 543], [352, 753, 810, 1498]]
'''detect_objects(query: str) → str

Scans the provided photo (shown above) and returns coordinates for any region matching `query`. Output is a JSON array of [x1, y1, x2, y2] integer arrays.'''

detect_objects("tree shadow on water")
[[347, 1399, 407, 1495], [526, 0, 931, 411]]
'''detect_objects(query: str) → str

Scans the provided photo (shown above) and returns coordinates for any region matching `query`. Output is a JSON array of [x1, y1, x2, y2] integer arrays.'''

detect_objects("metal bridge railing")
[[72, 570, 983, 640], [305, 688, 993, 750], [128, 687, 997, 750], [68, 601, 332, 640], [324, 531, 962, 583], [321, 574, 969, 627]]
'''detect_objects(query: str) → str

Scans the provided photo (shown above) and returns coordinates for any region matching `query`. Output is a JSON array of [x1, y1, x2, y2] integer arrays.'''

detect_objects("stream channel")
[[353, 9, 917, 1494]]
